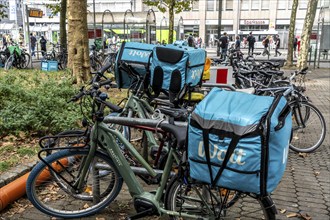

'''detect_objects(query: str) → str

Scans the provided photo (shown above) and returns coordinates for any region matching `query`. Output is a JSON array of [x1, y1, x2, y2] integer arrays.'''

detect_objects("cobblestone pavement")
[[0, 68, 329, 220]]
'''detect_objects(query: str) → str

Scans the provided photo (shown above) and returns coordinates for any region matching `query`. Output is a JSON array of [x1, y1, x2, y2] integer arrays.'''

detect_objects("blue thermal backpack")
[[115, 42, 155, 89], [188, 88, 292, 195], [150, 44, 206, 103]]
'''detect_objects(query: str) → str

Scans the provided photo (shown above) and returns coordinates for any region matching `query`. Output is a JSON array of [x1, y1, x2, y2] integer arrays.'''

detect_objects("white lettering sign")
[[9, 0, 17, 21], [128, 49, 151, 59], [198, 141, 246, 165]]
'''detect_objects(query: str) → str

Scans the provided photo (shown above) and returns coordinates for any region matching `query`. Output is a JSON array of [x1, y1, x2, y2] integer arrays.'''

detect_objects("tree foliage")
[[143, 0, 196, 44], [0, 3, 8, 21]]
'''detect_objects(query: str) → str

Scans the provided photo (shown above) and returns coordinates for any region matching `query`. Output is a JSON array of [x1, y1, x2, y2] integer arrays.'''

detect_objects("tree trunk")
[[285, 0, 298, 67], [168, 2, 174, 44], [297, 0, 318, 70], [60, 0, 67, 50], [67, 0, 90, 84]]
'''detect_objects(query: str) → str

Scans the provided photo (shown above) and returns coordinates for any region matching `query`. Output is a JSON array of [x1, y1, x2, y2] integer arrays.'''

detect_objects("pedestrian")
[[243, 37, 247, 48], [219, 32, 229, 60], [187, 34, 195, 47], [293, 37, 298, 58], [198, 37, 203, 48], [40, 36, 47, 57], [262, 36, 270, 57], [274, 35, 282, 57], [235, 36, 241, 51], [297, 37, 301, 55], [2, 34, 7, 49], [30, 33, 37, 57], [247, 32, 256, 56]]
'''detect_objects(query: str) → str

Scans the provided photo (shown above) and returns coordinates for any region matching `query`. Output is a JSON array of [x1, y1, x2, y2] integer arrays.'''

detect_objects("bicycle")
[[26, 79, 276, 219], [255, 68, 326, 153], [4, 44, 30, 70]]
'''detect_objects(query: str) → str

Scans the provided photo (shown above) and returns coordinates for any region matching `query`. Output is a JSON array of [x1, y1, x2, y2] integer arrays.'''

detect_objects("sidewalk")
[[0, 68, 329, 220]]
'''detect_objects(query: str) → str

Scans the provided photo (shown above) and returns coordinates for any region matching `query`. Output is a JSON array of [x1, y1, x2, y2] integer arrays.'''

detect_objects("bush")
[[0, 69, 82, 137]]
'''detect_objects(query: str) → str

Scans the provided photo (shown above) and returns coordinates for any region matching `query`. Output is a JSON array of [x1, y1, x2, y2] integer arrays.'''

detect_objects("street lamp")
[[146, 9, 156, 44], [217, 0, 223, 56], [160, 16, 167, 44], [124, 9, 134, 41]]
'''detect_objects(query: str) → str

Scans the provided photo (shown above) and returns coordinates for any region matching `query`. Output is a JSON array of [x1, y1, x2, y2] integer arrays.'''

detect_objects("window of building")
[[207, 0, 214, 11], [261, 0, 269, 10], [226, 0, 233, 11], [251, 0, 260, 10], [299, 0, 308, 9], [275, 24, 290, 30], [192, 0, 199, 11], [318, 0, 330, 8], [240, 25, 269, 31], [288, 0, 293, 9], [241, 0, 249, 10], [277, 0, 286, 10]]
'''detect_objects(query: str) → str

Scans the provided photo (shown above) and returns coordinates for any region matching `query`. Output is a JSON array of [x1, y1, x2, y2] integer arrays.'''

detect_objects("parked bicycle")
[[26, 77, 277, 219], [2, 43, 30, 70]]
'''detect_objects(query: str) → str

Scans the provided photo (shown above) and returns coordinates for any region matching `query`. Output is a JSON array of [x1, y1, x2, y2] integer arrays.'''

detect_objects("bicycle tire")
[[20, 53, 31, 69], [289, 101, 326, 153], [166, 178, 276, 220], [4, 55, 14, 70], [26, 149, 123, 219], [0, 51, 7, 67]]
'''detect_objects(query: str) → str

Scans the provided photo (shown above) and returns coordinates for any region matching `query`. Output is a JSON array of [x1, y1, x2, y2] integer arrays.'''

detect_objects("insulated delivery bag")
[[188, 88, 292, 195], [115, 42, 155, 88], [150, 44, 206, 102]]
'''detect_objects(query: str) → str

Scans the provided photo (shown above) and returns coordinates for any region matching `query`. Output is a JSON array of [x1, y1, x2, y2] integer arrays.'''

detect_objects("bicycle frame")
[[72, 117, 207, 219]]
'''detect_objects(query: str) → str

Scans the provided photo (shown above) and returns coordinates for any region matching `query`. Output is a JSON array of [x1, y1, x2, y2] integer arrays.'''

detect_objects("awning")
[[0, 23, 15, 30]]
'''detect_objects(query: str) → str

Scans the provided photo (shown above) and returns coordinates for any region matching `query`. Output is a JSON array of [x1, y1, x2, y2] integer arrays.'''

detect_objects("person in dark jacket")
[[274, 35, 282, 57], [235, 36, 241, 50], [30, 33, 37, 57], [247, 32, 256, 56], [40, 36, 47, 56], [293, 37, 298, 58], [219, 32, 229, 60], [262, 36, 270, 56]]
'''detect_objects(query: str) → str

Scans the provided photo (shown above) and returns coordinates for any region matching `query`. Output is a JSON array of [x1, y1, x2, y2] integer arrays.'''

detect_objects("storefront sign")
[[240, 20, 269, 25], [29, 9, 43, 18]]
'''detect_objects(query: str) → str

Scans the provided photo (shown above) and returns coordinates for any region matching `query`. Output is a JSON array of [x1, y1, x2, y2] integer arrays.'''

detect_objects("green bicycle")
[[26, 80, 276, 219]]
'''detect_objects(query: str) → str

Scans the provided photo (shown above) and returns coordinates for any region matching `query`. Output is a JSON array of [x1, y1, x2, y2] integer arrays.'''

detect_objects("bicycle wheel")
[[4, 55, 14, 70], [19, 53, 31, 69], [166, 179, 276, 220], [290, 101, 326, 153], [0, 51, 7, 67], [26, 149, 123, 219]]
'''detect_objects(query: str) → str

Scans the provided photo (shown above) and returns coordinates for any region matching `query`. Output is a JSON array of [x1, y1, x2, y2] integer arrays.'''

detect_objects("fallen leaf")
[[300, 213, 312, 220], [314, 171, 320, 176], [83, 203, 89, 209], [298, 153, 308, 158], [96, 218, 106, 220], [286, 213, 299, 218], [279, 209, 286, 214]]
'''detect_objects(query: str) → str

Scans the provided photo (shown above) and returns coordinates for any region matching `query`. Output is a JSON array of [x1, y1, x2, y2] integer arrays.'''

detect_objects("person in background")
[[219, 32, 229, 60], [297, 37, 301, 56], [262, 35, 270, 56], [243, 37, 247, 48], [30, 33, 37, 57], [247, 32, 256, 56], [187, 34, 195, 47], [40, 36, 47, 56], [293, 37, 298, 58], [2, 34, 7, 49], [235, 36, 241, 51], [274, 35, 282, 57]]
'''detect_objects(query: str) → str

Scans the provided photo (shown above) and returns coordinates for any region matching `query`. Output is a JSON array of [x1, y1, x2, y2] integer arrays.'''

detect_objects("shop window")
[[192, 0, 199, 11]]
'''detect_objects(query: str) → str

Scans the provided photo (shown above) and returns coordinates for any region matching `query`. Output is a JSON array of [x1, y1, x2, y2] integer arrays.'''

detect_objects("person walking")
[[247, 32, 256, 56], [30, 33, 37, 57], [40, 36, 47, 57], [293, 37, 298, 58], [219, 32, 229, 60], [262, 36, 270, 57], [235, 36, 241, 51], [274, 35, 282, 57], [2, 34, 7, 49]]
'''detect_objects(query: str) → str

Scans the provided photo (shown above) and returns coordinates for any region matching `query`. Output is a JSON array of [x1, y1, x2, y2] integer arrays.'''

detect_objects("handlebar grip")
[[69, 91, 85, 102], [99, 79, 112, 87], [104, 101, 122, 113], [98, 62, 113, 74]]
